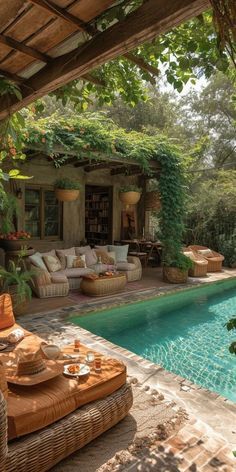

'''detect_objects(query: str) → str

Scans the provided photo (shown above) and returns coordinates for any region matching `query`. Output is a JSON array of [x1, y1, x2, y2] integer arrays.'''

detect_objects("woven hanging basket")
[[163, 267, 188, 284], [119, 191, 141, 205], [145, 191, 161, 211], [55, 189, 80, 202]]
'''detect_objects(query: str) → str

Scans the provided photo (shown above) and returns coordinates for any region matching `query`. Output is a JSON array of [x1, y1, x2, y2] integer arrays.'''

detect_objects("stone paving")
[[17, 269, 236, 471]]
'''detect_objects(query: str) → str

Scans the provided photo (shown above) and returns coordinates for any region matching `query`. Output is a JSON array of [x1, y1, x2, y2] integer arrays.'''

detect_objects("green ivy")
[[24, 111, 187, 266]]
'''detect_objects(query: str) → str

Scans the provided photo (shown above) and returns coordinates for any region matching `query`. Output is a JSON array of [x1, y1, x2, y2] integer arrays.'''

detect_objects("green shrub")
[[54, 178, 81, 190]]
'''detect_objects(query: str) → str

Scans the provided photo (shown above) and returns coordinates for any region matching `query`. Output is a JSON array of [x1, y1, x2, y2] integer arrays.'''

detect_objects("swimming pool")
[[71, 279, 236, 402]]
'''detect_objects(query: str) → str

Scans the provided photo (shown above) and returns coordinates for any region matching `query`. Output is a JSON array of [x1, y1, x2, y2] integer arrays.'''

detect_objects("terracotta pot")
[[163, 266, 188, 284], [119, 191, 141, 205], [55, 189, 80, 202], [145, 191, 161, 211], [7, 285, 29, 316]]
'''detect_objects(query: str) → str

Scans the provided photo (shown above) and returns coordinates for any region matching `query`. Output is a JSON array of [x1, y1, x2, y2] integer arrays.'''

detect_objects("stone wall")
[[14, 155, 139, 251]]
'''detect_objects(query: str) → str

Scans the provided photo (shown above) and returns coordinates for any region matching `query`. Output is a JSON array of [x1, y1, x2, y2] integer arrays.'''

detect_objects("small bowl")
[[40, 343, 61, 360]]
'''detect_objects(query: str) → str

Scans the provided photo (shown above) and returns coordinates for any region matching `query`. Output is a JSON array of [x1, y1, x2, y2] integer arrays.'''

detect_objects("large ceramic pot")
[[7, 285, 29, 316], [163, 266, 188, 284], [119, 191, 141, 205], [55, 189, 80, 202], [0, 240, 30, 251], [145, 191, 161, 211]]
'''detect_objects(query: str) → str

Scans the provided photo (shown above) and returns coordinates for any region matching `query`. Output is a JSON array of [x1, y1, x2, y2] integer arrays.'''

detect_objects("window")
[[25, 187, 62, 239]]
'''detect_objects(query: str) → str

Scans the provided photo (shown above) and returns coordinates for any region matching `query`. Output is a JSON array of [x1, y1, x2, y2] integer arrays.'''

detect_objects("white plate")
[[63, 363, 90, 377], [0, 343, 7, 351]]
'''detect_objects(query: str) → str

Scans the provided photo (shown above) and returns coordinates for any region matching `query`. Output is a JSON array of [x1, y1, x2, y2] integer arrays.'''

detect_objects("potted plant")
[[119, 185, 142, 205], [145, 181, 161, 211], [163, 252, 193, 284], [0, 230, 31, 251], [54, 178, 81, 202], [0, 254, 34, 316]]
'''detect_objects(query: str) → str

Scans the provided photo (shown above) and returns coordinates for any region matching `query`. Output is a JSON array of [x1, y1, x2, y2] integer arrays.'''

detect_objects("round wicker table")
[[80, 273, 127, 297]]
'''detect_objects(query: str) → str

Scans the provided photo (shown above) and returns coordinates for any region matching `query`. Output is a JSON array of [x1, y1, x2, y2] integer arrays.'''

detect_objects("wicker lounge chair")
[[183, 249, 208, 277], [188, 245, 224, 272], [0, 384, 132, 472]]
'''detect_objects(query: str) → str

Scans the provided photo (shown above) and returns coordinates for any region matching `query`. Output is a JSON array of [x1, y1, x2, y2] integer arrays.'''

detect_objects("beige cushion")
[[41, 249, 56, 258], [116, 262, 136, 271], [50, 274, 68, 284], [33, 268, 51, 286], [66, 254, 86, 269], [76, 246, 97, 266], [183, 251, 194, 257], [29, 252, 48, 271], [95, 249, 115, 265], [56, 247, 76, 270], [108, 251, 116, 263], [198, 249, 213, 257], [94, 245, 108, 252], [56, 268, 94, 278], [43, 255, 62, 273]]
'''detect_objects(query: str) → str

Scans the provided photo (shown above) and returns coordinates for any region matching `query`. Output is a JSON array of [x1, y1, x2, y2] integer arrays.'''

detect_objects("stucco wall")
[[15, 155, 138, 251]]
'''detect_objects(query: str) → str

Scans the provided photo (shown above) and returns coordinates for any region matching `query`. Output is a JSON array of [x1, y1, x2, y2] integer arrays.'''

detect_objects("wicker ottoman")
[[80, 274, 127, 297]]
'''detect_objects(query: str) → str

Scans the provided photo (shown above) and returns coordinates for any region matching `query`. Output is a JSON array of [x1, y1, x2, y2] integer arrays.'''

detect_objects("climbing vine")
[[24, 111, 187, 267]]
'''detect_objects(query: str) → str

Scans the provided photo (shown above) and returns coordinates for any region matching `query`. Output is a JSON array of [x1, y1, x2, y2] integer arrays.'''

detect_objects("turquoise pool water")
[[71, 279, 236, 402]]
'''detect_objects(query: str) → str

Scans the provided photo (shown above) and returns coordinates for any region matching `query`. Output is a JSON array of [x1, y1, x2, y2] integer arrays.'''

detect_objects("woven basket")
[[119, 191, 141, 205], [55, 189, 80, 202], [0, 361, 8, 400], [163, 266, 188, 284], [145, 191, 161, 211], [7, 285, 28, 316]]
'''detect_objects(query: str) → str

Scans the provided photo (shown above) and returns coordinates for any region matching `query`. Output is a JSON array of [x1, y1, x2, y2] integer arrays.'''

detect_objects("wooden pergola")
[[0, 0, 210, 119]]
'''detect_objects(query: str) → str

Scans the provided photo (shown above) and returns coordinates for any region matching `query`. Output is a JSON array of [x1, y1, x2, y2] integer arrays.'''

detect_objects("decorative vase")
[[55, 189, 80, 202], [119, 191, 141, 205], [145, 191, 161, 211], [163, 266, 188, 284]]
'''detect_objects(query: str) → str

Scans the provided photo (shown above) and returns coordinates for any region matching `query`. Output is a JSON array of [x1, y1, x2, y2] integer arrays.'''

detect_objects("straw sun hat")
[[5, 348, 63, 386]]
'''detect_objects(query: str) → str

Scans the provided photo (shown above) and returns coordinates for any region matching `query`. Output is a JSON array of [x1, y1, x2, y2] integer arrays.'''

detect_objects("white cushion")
[[29, 252, 48, 271], [56, 268, 94, 278], [108, 245, 129, 262], [116, 262, 136, 271]]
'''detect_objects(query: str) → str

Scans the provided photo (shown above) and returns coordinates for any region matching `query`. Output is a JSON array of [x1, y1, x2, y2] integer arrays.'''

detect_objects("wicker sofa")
[[183, 249, 208, 277], [188, 245, 224, 272], [29, 247, 142, 297]]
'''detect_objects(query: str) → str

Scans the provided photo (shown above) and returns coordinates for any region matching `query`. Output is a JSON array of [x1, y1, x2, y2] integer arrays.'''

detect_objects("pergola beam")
[[0, 33, 49, 63], [0, 69, 24, 84], [84, 162, 117, 172], [28, 0, 96, 35], [110, 165, 143, 175], [123, 53, 159, 77], [81, 73, 105, 87], [0, 0, 209, 119]]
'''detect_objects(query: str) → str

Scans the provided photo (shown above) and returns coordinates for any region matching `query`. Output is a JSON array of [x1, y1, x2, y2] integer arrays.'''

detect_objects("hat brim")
[[5, 360, 63, 386]]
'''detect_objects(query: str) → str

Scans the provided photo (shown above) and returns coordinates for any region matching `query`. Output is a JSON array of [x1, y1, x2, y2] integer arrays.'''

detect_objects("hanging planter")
[[119, 185, 142, 205], [54, 178, 81, 202], [145, 191, 161, 211]]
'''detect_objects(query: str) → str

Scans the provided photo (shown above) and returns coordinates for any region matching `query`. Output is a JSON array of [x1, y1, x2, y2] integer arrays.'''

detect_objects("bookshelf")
[[85, 185, 113, 245]]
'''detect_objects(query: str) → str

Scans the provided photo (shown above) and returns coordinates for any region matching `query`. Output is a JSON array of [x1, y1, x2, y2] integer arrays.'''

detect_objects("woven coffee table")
[[80, 273, 127, 297]]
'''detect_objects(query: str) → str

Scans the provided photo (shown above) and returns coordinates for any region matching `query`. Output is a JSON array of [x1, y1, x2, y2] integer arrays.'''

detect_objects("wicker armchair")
[[183, 250, 208, 277], [0, 384, 132, 472], [188, 245, 224, 272]]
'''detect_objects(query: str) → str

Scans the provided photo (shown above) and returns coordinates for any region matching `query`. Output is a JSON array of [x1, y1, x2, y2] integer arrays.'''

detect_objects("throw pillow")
[[183, 251, 193, 258], [73, 255, 86, 268], [33, 267, 51, 286], [108, 245, 129, 262], [95, 249, 115, 265], [198, 249, 213, 257], [29, 252, 48, 271], [0, 293, 15, 330], [108, 251, 116, 263], [56, 247, 76, 270], [94, 245, 108, 252], [76, 246, 97, 266], [43, 255, 62, 273], [66, 254, 86, 269]]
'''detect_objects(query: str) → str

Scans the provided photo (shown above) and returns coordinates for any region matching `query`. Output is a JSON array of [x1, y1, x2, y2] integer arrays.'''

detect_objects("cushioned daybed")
[[0, 295, 133, 472]]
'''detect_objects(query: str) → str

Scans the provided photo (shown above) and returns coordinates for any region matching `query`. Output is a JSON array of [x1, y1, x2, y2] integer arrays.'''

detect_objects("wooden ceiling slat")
[[0, 0, 209, 118], [28, 0, 95, 35], [0, 33, 49, 63], [0, 68, 24, 83], [110, 166, 143, 176], [3, 6, 52, 42]]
